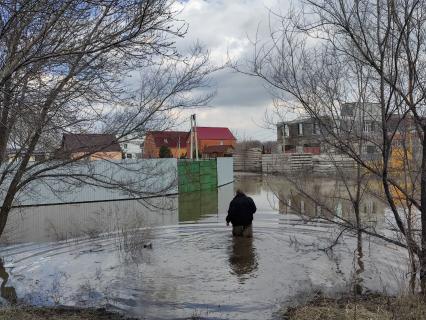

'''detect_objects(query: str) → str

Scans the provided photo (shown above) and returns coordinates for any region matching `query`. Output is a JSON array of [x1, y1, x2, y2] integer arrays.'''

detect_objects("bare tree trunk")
[[0, 192, 14, 237], [0, 78, 12, 164], [409, 246, 417, 294], [354, 230, 364, 295], [0, 113, 45, 235], [420, 126, 426, 293]]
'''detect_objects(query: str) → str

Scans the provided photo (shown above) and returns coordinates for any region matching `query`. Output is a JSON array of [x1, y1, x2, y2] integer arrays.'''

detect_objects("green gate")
[[178, 160, 217, 193]]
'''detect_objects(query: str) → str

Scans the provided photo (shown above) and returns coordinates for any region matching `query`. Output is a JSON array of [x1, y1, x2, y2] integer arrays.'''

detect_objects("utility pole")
[[190, 115, 193, 160], [281, 122, 286, 153], [178, 136, 181, 159], [193, 114, 199, 160], [189, 114, 199, 160]]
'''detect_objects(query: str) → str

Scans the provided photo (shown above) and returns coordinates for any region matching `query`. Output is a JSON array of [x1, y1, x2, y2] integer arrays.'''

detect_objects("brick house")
[[143, 131, 188, 158], [59, 134, 122, 160], [186, 127, 236, 158], [202, 145, 234, 158]]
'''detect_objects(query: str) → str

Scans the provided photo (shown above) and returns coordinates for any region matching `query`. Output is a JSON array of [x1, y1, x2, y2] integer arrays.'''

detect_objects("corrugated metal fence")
[[178, 160, 217, 193]]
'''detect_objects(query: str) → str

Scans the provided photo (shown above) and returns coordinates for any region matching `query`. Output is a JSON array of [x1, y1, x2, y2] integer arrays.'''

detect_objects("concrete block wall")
[[233, 148, 262, 172]]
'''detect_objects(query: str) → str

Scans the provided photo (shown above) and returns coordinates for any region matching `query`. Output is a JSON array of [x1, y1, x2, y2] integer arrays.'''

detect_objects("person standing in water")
[[226, 189, 256, 237]]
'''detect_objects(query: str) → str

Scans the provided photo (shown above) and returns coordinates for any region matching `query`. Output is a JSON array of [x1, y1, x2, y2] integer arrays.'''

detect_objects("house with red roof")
[[186, 127, 236, 159], [143, 131, 188, 158]]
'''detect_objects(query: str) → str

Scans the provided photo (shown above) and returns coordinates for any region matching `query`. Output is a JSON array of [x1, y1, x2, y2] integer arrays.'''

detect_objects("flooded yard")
[[0, 173, 409, 319]]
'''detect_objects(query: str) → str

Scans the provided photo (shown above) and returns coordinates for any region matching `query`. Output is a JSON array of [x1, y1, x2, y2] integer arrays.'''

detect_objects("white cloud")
[[176, 0, 286, 63], [172, 0, 290, 141]]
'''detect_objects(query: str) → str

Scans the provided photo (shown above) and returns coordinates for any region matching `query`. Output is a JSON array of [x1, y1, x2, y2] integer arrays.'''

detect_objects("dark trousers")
[[232, 225, 253, 237]]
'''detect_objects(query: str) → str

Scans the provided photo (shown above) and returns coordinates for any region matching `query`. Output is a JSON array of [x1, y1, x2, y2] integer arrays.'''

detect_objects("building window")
[[313, 122, 320, 135], [284, 124, 289, 137], [123, 143, 128, 149], [316, 205, 322, 216], [126, 153, 133, 159], [363, 121, 372, 133], [366, 145, 376, 154], [298, 123, 303, 136], [335, 202, 342, 217]]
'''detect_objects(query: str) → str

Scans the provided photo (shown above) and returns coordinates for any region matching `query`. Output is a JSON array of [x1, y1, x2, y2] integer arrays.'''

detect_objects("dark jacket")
[[226, 192, 256, 226]]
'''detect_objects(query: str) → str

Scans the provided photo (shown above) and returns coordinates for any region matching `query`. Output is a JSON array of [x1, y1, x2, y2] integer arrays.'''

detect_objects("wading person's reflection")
[[228, 236, 258, 281]]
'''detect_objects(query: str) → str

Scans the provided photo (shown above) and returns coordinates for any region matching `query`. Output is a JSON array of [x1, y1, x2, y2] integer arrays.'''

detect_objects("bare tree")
[[241, 0, 426, 292], [0, 1, 214, 237]]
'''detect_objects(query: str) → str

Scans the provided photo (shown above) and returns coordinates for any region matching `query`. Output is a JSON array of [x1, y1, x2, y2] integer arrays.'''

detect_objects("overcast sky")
[[173, 0, 290, 141]]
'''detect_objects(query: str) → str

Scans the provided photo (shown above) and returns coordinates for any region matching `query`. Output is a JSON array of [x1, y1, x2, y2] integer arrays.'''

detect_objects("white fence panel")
[[217, 157, 234, 186], [9, 159, 178, 207]]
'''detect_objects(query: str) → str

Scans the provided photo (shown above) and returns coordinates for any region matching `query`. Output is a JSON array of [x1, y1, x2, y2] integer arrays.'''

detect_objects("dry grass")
[[284, 295, 426, 320], [0, 307, 134, 320]]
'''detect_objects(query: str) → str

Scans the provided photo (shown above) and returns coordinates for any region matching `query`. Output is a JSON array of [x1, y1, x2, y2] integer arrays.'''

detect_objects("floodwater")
[[0, 173, 409, 319]]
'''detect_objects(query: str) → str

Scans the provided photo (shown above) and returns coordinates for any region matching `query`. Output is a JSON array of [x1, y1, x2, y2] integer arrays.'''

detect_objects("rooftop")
[[147, 131, 189, 148], [193, 127, 236, 140], [62, 134, 122, 153]]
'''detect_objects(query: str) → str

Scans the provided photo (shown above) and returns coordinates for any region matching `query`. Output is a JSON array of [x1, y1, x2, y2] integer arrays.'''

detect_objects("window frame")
[[313, 122, 320, 135]]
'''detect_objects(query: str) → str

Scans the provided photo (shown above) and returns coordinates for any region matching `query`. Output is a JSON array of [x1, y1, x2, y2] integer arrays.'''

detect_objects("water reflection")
[[1, 173, 389, 245], [2, 197, 178, 244], [3, 185, 231, 244], [0, 259, 16, 304], [233, 174, 280, 213], [265, 175, 386, 230], [0, 173, 410, 320], [228, 237, 258, 283], [178, 189, 218, 222], [234, 174, 263, 195]]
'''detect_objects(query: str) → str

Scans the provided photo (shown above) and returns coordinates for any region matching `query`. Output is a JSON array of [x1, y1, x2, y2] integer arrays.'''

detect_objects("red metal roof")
[[147, 131, 189, 148], [193, 127, 236, 141]]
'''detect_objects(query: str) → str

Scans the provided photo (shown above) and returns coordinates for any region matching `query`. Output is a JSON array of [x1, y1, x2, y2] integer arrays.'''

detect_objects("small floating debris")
[[143, 242, 152, 249]]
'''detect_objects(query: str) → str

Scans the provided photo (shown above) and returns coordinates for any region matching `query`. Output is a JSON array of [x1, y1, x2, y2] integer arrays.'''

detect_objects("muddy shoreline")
[[3, 294, 426, 320], [0, 305, 136, 320], [281, 294, 426, 320]]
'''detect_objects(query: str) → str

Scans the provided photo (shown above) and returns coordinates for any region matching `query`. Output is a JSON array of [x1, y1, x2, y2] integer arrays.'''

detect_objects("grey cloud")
[[171, 0, 292, 139], [208, 69, 272, 108]]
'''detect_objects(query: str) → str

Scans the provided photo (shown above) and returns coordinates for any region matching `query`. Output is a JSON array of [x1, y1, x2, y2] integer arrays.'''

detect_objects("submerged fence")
[[177, 157, 234, 193], [9, 159, 178, 207], [5, 157, 234, 207]]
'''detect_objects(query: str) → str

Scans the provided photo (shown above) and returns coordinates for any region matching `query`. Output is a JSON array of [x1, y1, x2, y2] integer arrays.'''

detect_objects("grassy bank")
[[282, 294, 426, 320], [0, 307, 134, 320]]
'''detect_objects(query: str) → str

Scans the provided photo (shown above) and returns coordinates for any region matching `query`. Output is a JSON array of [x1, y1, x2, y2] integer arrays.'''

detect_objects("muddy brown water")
[[0, 173, 409, 319]]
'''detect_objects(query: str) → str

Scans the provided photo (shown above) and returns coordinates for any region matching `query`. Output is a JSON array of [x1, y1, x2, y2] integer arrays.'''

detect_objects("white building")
[[121, 138, 144, 159]]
